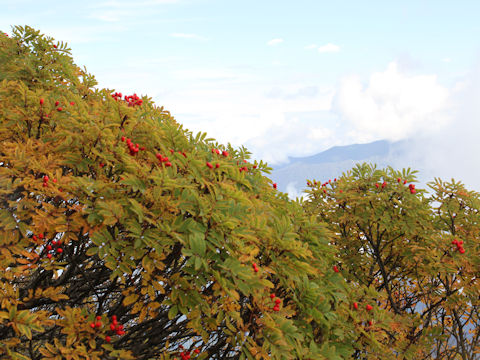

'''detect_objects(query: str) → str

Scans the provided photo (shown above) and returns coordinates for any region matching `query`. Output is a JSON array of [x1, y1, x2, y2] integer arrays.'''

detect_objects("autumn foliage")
[[304, 163, 480, 359], [0, 26, 377, 360], [1, 26, 479, 360]]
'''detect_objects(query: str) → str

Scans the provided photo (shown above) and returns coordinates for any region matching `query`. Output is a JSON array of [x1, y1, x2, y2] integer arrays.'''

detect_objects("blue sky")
[[2, 0, 480, 189]]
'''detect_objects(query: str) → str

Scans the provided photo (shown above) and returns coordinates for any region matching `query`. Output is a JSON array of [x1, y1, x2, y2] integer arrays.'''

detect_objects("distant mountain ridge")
[[268, 139, 424, 197]]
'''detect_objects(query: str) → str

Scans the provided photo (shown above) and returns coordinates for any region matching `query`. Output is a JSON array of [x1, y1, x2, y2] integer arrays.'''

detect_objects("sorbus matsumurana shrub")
[[304, 163, 480, 359], [0, 25, 393, 360]]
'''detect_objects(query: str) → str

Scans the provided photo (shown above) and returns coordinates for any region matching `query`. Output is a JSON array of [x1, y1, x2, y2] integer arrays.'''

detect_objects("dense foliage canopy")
[[304, 163, 480, 359], [1, 25, 478, 360], [0, 25, 374, 360]]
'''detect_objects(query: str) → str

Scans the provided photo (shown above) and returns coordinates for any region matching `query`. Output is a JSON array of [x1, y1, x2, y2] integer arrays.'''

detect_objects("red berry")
[[254, 267, 259, 273], [90, 323, 95, 329], [55, 101, 59, 106], [333, 265, 339, 273], [32, 235, 38, 241], [70, 102, 75, 105], [222, 151, 229, 157], [46, 245, 52, 251], [40, 98, 44, 105], [397, 178, 401, 183], [99, 163, 105, 168], [382, 181, 387, 188], [47, 253, 52, 259], [53, 44, 57, 48], [366, 304, 373, 311], [273, 183, 277, 189], [194, 349, 200, 354], [270, 294, 275, 299], [96, 316, 101, 321], [170, 149, 174, 153], [57, 107, 62, 111], [57, 248, 63, 254], [368, 320, 373, 326], [206, 162, 213, 169], [105, 335, 111, 343], [110, 323, 116, 330], [375, 183, 379, 188], [353, 302, 358, 310], [215, 163, 220, 168], [43, 175, 49, 182], [403, 180, 407, 184], [275, 298, 281, 304], [95, 321, 102, 328], [121, 136, 125, 142], [253, 164, 257, 169], [38, 233, 44, 239], [164, 162, 172, 167], [459, 248, 465, 254], [273, 305, 280, 311], [162, 156, 169, 162], [112, 315, 117, 321]]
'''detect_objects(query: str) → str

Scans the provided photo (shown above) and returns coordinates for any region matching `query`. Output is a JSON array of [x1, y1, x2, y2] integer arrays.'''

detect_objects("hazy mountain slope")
[[268, 139, 430, 197]]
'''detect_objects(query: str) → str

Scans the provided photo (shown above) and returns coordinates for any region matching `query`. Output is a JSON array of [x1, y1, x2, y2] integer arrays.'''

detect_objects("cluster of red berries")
[[333, 265, 340, 273], [173, 345, 202, 360], [352, 302, 373, 312], [111, 92, 143, 107], [124, 93, 143, 107], [375, 181, 387, 189], [88, 315, 124, 343], [156, 153, 172, 167], [121, 136, 145, 156], [451, 239, 465, 254], [46, 239, 64, 259], [206, 162, 219, 169], [109, 315, 125, 336], [41, 175, 57, 187], [42, 175, 49, 187], [111, 92, 123, 101], [211, 148, 229, 157], [408, 183, 416, 194], [269, 293, 281, 312], [89, 316, 103, 329], [33, 233, 63, 259], [252, 262, 259, 273]]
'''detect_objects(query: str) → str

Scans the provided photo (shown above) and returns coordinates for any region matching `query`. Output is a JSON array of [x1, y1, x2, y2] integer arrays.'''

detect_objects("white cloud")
[[332, 61, 450, 143], [285, 182, 303, 199], [318, 43, 340, 53], [399, 60, 480, 191], [267, 38, 284, 46], [170, 33, 208, 41]]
